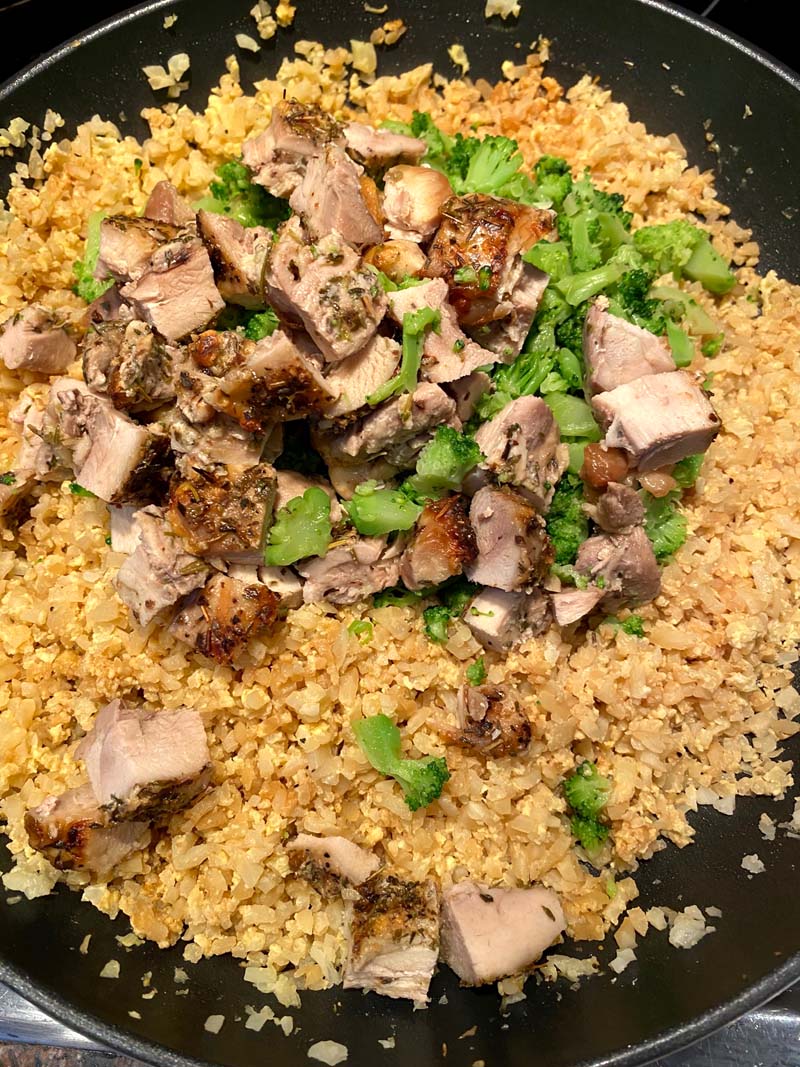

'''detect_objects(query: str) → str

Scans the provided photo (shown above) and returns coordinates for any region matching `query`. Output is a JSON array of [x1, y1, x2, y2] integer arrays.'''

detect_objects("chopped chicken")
[[474, 395, 568, 512], [287, 833, 381, 890], [316, 382, 459, 470], [343, 873, 440, 1003], [243, 99, 344, 197], [426, 194, 555, 326], [289, 145, 383, 248], [363, 240, 427, 283], [169, 410, 264, 471], [400, 495, 477, 590], [322, 334, 401, 418], [593, 370, 721, 470], [197, 211, 273, 308], [121, 234, 225, 342], [50, 380, 171, 503], [144, 180, 196, 227], [168, 463, 277, 562], [464, 587, 550, 650], [82, 319, 175, 412], [87, 285, 133, 325], [297, 535, 402, 605], [24, 785, 150, 874], [473, 263, 549, 360], [266, 218, 386, 363], [109, 505, 144, 554], [96, 215, 179, 283], [575, 525, 661, 610], [550, 585, 606, 626], [0, 306, 77, 374], [77, 700, 211, 819], [343, 122, 425, 169], [583, 297, 675, 396], [387, 278, 501, 383], [115, 505, 209, 625], [382, 165, 453, 242], [466, 486, 552, 591], [170, 571, 280, 663], [9, 391, 70, 481], [254, 564, 304, 609], [451, 684, 531, 756], [445, 371, 491, 422], [440, 882, 565, 986], [594, 482, 645, 532]]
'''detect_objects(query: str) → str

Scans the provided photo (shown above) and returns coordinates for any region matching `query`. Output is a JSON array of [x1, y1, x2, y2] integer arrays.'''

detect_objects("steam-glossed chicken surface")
[[400, 495, 477, 590], [170, 571, 280, 663], [297, 535, 402, 605], [466, 486, 552, 591], [465, 587, 551, 650], [243, 99, 344, 198], [381, 165, 453, 242], [343, 123, 425, 169], [343, 873, 440, 1003], [440, 882, 565, 985], [0, 306, 76, 374], [197, 211, 273, 309], [583, 296, 675, 396]]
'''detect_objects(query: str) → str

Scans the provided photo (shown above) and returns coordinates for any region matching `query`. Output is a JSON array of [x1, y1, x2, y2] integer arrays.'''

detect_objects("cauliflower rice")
[[1, 40, 799, 1005]]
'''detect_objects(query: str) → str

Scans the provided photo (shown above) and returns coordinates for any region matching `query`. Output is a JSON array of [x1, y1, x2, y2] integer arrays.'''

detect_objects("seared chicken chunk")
[[144, 180, 196, 227], [115, 505, 209, 626], [464, 587, 550, 651], [466, 486, 552, 591], [95, 215, 179, 283], [387, 278, 500, 383], [451, 684, 531, 757], [24, 785, 150, 874], [267, 219, 386, 363], [297, 535, 401, 605], [322, 334, 401, 418], [121, 234, 225, 342], [168, 463, 277, 563], [592, 370, 721, 471], [343, 122, 425, 169], [594, 482, 645, 532], [287, 833, 381, 892], [289, 144, 383, 249], [440, 882, 565, 986], [169, 409, 264, 471], [82, 320, 175, 412], [400, 495, 477, 590], [583, 297, 674, 396], [445, 371, 491, 422], [575, 525, 661, 610], [77, 700, 211, 820], [473, 263, 549, 361], [474, 395, 568, 513], [382, 165, 453, 242], [343, 873, 440, 1003], [170, 571, 280, 663], [243, 99, 344, 197], [363, 239, 426, 284], [197, 211, 273, 309], [0, 306, 76, 374], [426, 194, 555, 327]]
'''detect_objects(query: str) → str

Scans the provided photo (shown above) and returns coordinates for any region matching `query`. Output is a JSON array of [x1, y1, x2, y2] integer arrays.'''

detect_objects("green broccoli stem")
[[683, 237, 736, 294], [366, 307, 441, 406], [555, 261, 624, 306]]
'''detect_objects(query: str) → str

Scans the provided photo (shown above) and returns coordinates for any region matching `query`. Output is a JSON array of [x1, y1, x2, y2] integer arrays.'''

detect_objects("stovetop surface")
[[0, 0, 797, 1063]]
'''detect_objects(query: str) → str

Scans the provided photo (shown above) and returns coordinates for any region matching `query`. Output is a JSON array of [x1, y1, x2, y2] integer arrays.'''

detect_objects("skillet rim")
[[0, 0, 799, 1064]]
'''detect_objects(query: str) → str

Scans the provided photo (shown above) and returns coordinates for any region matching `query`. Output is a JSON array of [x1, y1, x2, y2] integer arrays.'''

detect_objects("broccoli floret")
[[592, 189, 632, 229], [263, 487, 331, 566], [459, 135, 538, 202], [196, 160, 290, 229], [564, 760, 611, 818], [344, 481, 422, 536], [642, 490, 687, 562], [551, 563, 589, 589], [68, 482, 96, 498], [672, 454, 704, 488], [404, 426, 482, 500], [410, 112, 453, 168], [367, 307, 441, 405], [612, 269, 666, 334], [423, 605, 452, 645], [0, 472, 16, 486], [555, 261, 626, 306], [665, 320, 695, 367], [570, 814, 610, 853], [438, 576, 479, 615], [553, 303, 589, 356], [533, 155, 573, 209], [633, 220, 737, 293], [701, 335, 724, 358], [620, 615, 645, 637], [243, 308, 279, 341], [353, 713, 450, 811], [466, 656, 487, 686], [523, 239, 571, 281], [476, 327, 558, 420], [569, 212, 604, 272], [72, 211, 114, 303], [546, 474, 589, 565]]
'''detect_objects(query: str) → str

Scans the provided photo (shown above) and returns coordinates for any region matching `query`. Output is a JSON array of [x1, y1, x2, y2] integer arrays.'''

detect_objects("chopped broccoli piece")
[[353, 713, 450, 812], [410, 112, 453, 170], [404, 426, 482, 500], [555, 260, 625, 306], [133, 158, 143, 173], [72, 211, 114, 303], [348, 619, 374, 642], [632, 219, 700, 276], [672, 454, 704, 488], [243, 308, 279, 341], [196, 159, 290, 229], [620, 615, 645, 637], [551, 562, 589, 589], [423, 604, 452, 644], [371, 269, 426, 293], [544, 393, 601, 440], [373, 585, 428, 608], [701, 335, 724, 358], [546, 473, 589, 565], [344, 481, 422, 536], [476, 326, 558, 420], [571, 814, 610, 853], [565, 760, 611, 818], [263, 487, 331, 566], [466, 657, 487, 686], [438, 576, 480, 616], [642, 490, 687, 562], [459, 135, 538, 202], [665, 320, 695, 367], [683, 237, 736, 294], [605, 876, 618, 899], [565, 440, 588, 474], [533, 155, 573, 210], [367, 306, 441, 405], [523, 239, 572, 281], [0, 472, 16, 486], [612, 269, 667, 335], [553, 303, 589, 357], [68, 482, 96, 498], [569, 212, 604, 273]]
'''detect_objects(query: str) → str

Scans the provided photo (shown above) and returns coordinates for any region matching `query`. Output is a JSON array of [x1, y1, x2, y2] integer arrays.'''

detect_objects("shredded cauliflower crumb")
[[609, 947, 637, 974], [308, 1040, 349, 1065], [485, 0, 521, 18], [448, 43, 470, 75], [370, 19, 406, 46], [236, 33, 261, 52], [275, 0, 296, 26], [99, 959, 120, 979], [142, 52, 191, 98], [741, 853, 766, 875], [250, 1, 278, 40], [350, 40, 377, 76], [378, 1036, 395, 1049], [759, 812, 777, 841], [364, 2, 388, 13], [668, 906, 715, 949], [163, 14, 177, 28], [204, 1014, 225, 1034]]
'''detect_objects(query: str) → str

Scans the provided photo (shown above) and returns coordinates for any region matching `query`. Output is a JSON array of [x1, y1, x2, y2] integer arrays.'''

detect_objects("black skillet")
[[1, 1, 799, 1064]]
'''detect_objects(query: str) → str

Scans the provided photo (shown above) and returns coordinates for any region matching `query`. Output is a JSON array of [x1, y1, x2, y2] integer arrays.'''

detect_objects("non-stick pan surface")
[[1, 2, 799, 1065]]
